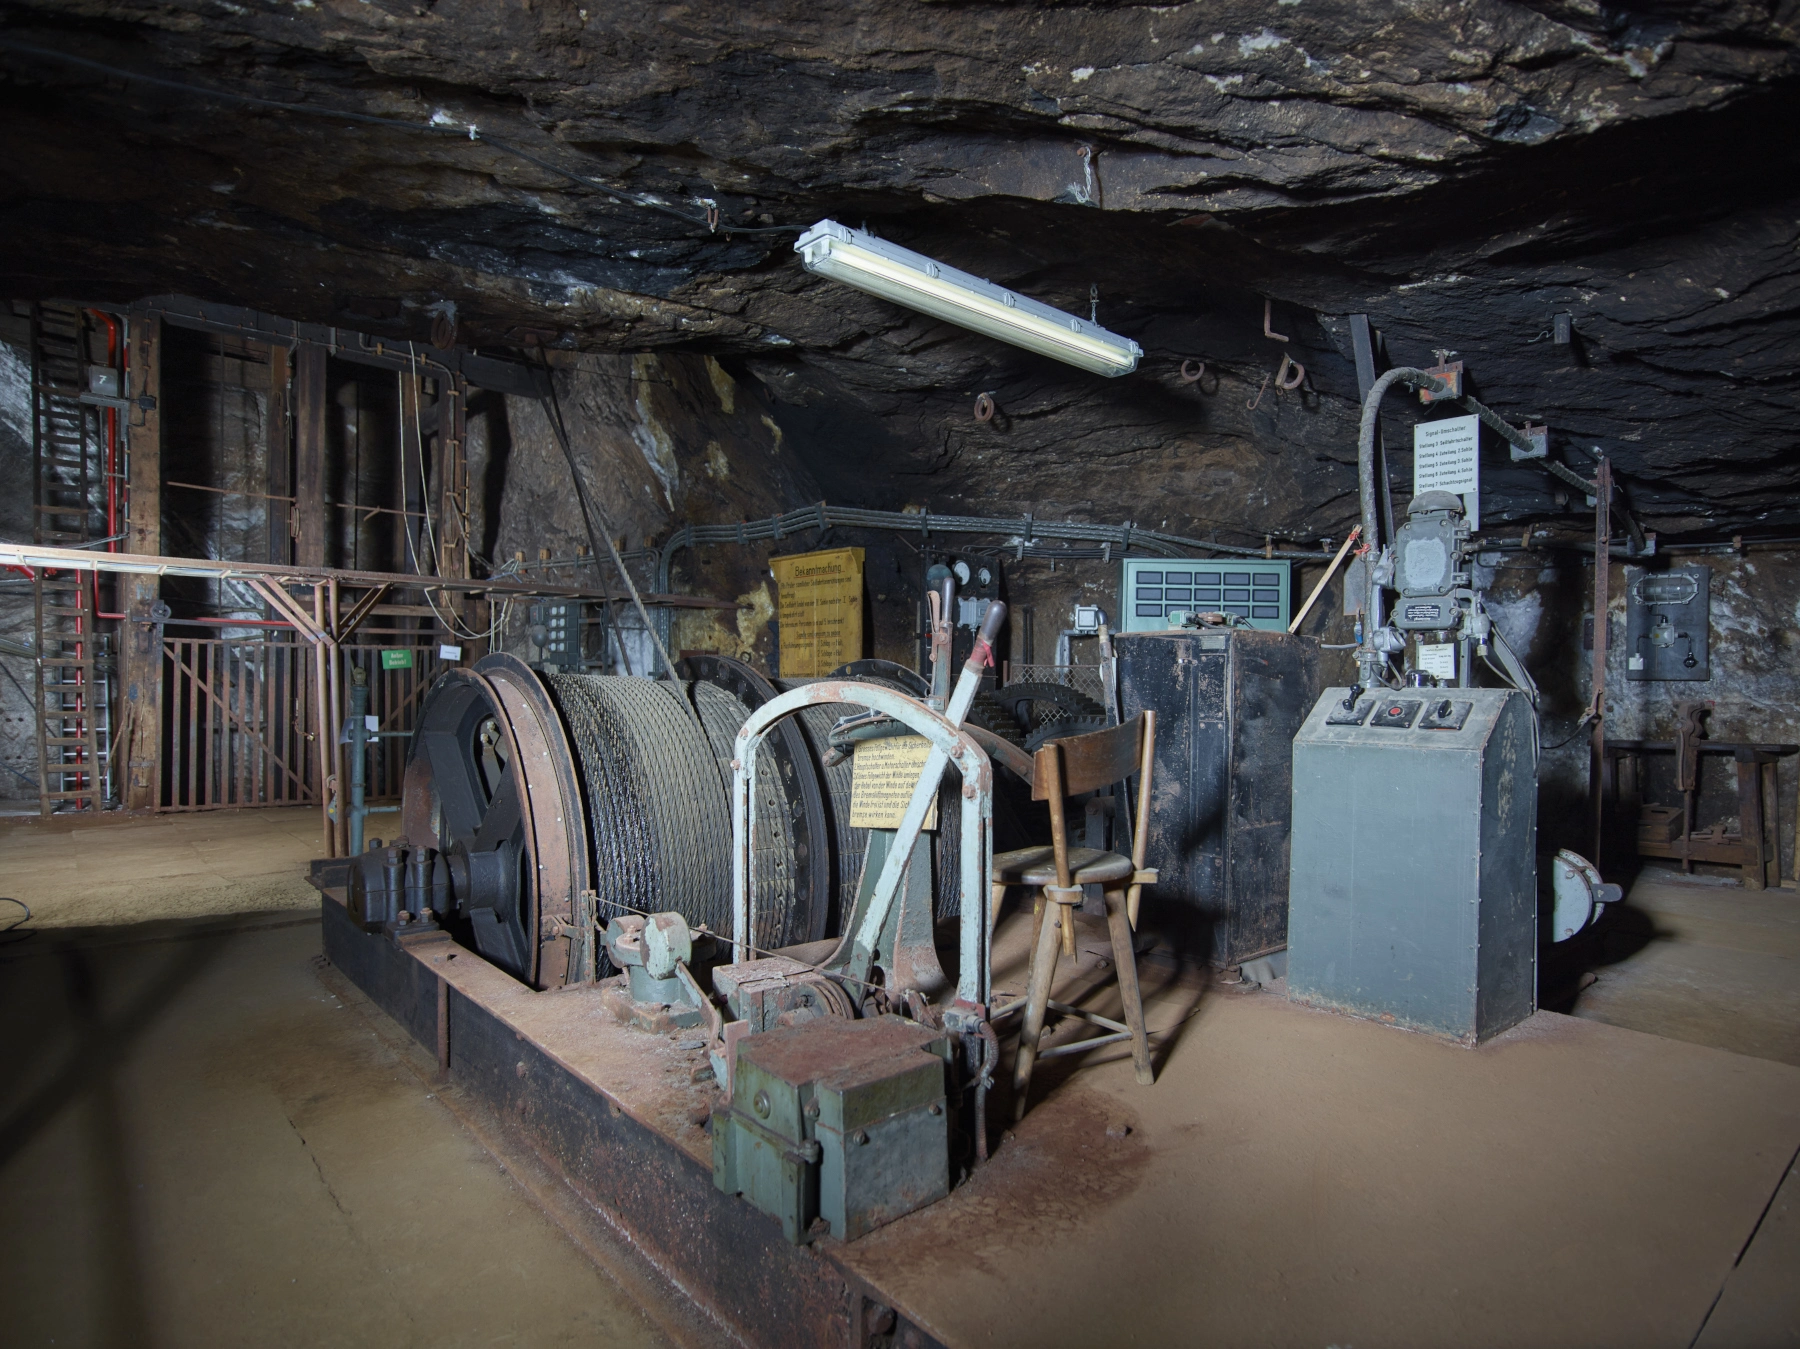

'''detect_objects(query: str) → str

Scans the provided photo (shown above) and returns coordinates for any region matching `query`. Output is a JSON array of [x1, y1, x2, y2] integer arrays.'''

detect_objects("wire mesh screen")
[[1003, 663, 1105, 704]]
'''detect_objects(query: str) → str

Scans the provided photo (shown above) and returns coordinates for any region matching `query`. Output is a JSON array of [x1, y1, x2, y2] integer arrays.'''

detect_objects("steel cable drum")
[[544, 673, 733, 935], [780, 671, 968, 923], [691, 680, 800, 952], [675, 654, 832, 949]]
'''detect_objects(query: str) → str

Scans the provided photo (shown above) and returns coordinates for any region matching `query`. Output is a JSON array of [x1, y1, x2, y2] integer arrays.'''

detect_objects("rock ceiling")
[[1, 0, 1796, 543]]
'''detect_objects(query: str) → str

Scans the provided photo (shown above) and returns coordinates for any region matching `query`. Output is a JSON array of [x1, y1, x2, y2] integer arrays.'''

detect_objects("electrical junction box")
[[1287, 687, 1538, 1045], [713, 1016, 949, 1245], [1624, 565, 1710, 681], [1117, 629, 1320, 965], [542, 599, 580, 671], [1120, 558, 1290, 632]]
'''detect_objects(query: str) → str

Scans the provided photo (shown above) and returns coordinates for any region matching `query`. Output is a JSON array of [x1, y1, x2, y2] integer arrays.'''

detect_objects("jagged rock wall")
[[0, 342, 36, 798], [491, 350, 820, 669], [0, 0, 1795, 545], [1, 2, 1796, 862]]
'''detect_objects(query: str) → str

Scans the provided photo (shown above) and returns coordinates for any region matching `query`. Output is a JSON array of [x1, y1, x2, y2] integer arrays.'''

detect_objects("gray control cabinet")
[[1287, 687, 1537, 1044]]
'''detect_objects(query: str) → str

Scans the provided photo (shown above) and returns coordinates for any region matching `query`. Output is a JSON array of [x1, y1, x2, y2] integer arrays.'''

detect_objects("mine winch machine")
[[345, 566, 1060, 1244]]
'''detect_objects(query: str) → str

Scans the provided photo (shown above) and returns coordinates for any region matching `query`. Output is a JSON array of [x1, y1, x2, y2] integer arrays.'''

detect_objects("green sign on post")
[[379, 648, 414, 670]]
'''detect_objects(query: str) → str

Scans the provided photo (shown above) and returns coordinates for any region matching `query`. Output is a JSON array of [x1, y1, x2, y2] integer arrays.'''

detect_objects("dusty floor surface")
[[0, 808, 323, 927], [821, 895, 1800, 1349], [1560, 866, 1800, 1068], [0, 912, 714, 1349], [2, 811, 1797, 1347]]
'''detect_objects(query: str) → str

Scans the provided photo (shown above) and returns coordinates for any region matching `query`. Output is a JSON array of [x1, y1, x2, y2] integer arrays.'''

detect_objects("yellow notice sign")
[[771, 547, 864, 678], [849, 735, 939, 831]]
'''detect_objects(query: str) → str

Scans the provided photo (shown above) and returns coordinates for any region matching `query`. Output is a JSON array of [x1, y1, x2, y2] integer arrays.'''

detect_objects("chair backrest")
[[1029, 711, 1157, 892], [1031, 714, 1146, 801]]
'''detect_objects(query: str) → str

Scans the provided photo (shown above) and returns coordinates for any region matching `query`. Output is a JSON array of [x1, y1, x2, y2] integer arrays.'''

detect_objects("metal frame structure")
[[731, 680, 995, 1020]]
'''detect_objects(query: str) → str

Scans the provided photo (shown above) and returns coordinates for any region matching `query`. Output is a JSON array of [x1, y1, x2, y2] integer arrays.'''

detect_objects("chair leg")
[[1059, 901, 1077, 958], [1012, 894, 1067, 1122], [990, 882, 1008, 930], [1028, 891, 1046, 965], [1104, 888, 1155, 1086]]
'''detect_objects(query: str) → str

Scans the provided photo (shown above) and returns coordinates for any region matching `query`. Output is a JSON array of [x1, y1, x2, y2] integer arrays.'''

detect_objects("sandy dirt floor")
[[0, 807, 323, 927]]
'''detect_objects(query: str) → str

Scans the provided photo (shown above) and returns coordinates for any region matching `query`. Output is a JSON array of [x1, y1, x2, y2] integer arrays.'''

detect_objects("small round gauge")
[[976, 567, 993, 587], [952, 559, 972, 585]]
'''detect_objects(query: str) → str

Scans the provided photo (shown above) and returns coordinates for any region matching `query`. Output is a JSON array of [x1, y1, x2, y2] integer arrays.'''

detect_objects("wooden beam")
[[337, 584, 392, 641], [294, 342, 328, 567], [120, 314, 163, 811], [398, 367, 425, 575], [266, 343, 293, 566]]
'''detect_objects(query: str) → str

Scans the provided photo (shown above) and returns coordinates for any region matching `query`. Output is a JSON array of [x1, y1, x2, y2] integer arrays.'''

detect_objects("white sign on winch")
[[1413, 414, 1480, 528]]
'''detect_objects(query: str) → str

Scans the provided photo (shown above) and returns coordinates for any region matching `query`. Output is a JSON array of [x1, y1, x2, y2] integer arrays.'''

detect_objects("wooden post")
[[266, 343, 293, 566], [398, 367, 424, 575], [294, 343, 328, 568], [328, 576, 347, 857], [1589, 460, 1612, 868], [313, 582, 335, 856], [120, 315, 163, 811], [436, 374, 470, 634]]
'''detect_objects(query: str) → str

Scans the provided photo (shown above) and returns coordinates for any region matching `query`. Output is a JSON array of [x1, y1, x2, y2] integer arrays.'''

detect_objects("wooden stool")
[[991, 711, 1158, 1121]]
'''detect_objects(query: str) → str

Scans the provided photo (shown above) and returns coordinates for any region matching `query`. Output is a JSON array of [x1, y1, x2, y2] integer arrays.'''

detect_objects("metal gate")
[[158, 638, 446, 810]]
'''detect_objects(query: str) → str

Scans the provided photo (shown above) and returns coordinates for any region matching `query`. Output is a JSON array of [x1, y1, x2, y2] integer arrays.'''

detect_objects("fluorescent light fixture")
[[795, 219, 1142, 377]]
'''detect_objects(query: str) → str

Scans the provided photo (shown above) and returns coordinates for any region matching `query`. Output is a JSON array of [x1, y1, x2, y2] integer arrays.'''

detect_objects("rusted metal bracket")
[[1419, 351, 1464, 404]]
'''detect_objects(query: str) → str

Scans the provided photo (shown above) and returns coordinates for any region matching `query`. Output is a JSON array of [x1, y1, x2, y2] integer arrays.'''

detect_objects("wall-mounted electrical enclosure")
[[1120, 558, 1290, 633], [1624, 565, 1710, 681]]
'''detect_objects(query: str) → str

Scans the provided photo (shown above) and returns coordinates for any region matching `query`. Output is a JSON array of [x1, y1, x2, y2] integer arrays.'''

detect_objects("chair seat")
[[992, 845, 1134, 888]]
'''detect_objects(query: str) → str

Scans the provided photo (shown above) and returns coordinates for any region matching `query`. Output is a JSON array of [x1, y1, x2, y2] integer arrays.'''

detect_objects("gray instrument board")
[[1287, 686, 1538, 1044]]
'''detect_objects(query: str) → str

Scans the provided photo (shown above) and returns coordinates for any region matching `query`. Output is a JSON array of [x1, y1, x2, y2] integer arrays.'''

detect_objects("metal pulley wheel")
[[400, 653, 587, 988]]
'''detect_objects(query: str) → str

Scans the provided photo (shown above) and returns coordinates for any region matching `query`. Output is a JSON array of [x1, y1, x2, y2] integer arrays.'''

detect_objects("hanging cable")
[[400, 342, 507, 646], [535, 361, 685, 684]]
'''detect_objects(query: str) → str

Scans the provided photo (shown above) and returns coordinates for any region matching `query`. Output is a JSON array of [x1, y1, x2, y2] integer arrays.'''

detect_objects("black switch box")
[[1117, 629, 1321, 967]]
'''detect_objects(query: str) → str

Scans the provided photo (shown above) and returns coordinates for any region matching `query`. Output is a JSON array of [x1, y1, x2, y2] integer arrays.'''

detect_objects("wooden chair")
[[990, 711, 1158, 1120]]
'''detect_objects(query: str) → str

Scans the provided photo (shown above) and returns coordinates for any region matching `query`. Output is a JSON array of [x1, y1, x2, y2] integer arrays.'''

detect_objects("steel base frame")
[[316, 883, 945, 1349]]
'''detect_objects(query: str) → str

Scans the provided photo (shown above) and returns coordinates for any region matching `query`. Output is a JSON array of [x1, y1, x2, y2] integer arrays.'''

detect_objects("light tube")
[[794, 219, 1142, 377]]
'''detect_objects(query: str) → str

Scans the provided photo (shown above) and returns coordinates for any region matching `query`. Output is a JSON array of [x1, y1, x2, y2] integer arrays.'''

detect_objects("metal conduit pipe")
[[1356, 367, 1444, 685], [651, 505, 1330, 645]]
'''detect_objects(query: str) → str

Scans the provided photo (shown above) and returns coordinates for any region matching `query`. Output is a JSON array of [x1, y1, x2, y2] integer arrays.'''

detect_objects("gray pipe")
[[1356, 367, 1444, 684]]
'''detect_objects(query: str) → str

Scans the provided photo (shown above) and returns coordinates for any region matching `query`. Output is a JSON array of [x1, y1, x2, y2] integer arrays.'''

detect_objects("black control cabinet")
[[1117, 629, 1321, 966]]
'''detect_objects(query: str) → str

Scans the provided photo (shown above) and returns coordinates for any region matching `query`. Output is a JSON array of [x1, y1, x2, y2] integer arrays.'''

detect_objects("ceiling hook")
[[1263, 298, 1290, 343], [1246, 372, 1270, 410], [1275, 353, 1306, 390], [973, 392, 996, 423], [1179, 359, 1207, 384]]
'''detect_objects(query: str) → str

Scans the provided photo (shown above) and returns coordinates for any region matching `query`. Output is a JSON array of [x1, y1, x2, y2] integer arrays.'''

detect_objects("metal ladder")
[[31, 301, 107, 813]]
